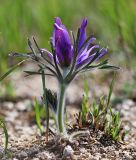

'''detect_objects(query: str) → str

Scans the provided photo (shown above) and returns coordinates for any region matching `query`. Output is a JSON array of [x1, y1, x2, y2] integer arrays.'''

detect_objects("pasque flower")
[[43, 17, 107, 72], [40, 17, 113, 135], [13, 17, 118, 136]]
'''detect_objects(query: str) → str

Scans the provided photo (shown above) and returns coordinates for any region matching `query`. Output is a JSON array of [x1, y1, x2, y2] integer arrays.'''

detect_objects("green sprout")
[[0, 118, 8, 153], [34, 98, 44, 134], [81, 79, 90, 125], [76, 73, 122, 141], [105, 107, 121, 140]]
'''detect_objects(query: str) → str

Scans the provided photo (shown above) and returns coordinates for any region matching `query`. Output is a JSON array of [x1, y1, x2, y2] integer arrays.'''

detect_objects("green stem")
[[41, 68, 49, 141], [57, 83, 67, 135]]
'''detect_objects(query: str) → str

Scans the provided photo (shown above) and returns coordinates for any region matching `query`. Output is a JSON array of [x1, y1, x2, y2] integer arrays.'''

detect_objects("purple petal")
[[41, 48, 60, 64], [54, 23, 71, 46], [78, 18, 87, 51], [52, 17, 62, 46], [78, 37, 96, 56], [54, 24, 72, 66], [95, 48, 108, 61], [76, 47, 108, 69], [76, 53, 96, 69], [52, 17, 73, 67], [56, 38, 72, 67], [54, 17, 62, 26], [83, 37, 96, 50], [40, 48, 53, 60], [77, 45, 99, 62]]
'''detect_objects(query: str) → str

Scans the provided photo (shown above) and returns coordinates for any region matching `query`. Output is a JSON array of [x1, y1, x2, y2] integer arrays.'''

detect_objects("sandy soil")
[[0, 63, 136, 160]]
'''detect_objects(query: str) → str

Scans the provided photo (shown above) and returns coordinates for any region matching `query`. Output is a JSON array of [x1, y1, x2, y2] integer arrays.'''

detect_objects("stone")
[[63, 145, 74, 158]]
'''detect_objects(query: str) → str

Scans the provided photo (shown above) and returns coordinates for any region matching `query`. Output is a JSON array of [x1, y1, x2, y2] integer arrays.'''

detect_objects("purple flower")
[[12, 17, 118, 136], [52, 17, 73, 67], [42, 17, 107, 70]]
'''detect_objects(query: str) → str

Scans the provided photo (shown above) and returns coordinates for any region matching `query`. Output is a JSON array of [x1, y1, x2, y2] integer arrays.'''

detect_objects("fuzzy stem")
[[41, 68, 49, 141], [57, 83, 67, 135]]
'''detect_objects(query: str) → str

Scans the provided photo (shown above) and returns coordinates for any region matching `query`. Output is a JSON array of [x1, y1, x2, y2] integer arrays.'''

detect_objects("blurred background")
[[0, 0, 136, 98]]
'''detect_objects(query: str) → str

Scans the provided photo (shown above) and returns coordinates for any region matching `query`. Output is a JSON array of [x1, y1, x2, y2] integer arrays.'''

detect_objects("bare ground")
[[0, 63, 136, 160]]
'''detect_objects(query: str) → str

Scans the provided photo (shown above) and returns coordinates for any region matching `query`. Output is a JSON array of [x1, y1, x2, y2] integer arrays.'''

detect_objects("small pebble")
[[16, 151, 27, 159], [79, 147, 86, 154], [2, 102, 14, 110], [63, 145, 74, 157]]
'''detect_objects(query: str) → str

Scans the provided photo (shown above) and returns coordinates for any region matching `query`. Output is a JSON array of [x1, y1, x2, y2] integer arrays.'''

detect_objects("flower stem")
[[41, 67, 49, 141], [57, 83, 67, 135]]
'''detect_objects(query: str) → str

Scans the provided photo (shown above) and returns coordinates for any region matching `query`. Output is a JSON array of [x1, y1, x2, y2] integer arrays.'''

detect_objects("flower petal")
[[76, 47, 108, 69], [52, 17, 73, 67], [40, 48, 53, 60], [78, 18, 87, 51], [96, 48, 108, 61], [76, 53, 96, 69], [78, 37, 96, 56], [54, 23, 71, 46], [54, 24, 72, 66], [54, 17, 62, 26], [77, 45, 99, 64], [52, 17, 62, 46], [56, 38, 72, 67]]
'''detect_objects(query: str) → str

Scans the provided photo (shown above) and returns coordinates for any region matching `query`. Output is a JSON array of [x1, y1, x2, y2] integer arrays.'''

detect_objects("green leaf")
[[9, 52, 33, 58], [115, 112, 120, 125], [83, 79, 89, 98], [98, 96, 105, 110], [110, 107, 114, 117], [34, 98, 43, 133], [92, 101, 98, 117], [112, 126, 120, 140], [99, 65, 120, 70], [88, 59, 109, 69], [0, 60, 26, 82], [0, 118, 8, 152], [107, 73, 116, 108], [81, 79, 90, 123]]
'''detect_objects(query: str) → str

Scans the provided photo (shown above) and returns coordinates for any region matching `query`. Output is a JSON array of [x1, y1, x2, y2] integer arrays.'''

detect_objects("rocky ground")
[[0, 63, 136, 160]]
